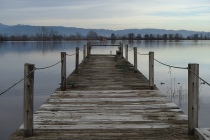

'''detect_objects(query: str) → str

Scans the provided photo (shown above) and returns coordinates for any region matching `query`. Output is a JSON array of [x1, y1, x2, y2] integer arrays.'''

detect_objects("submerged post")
[[149, 52, 154, 90], [188, 63, 199, 135], [24, 63, 35, 137], [75, 47, 79, 73], [125, 44, 128, 61], [134, 47, 137, 72], [61, 52, 66, 91]]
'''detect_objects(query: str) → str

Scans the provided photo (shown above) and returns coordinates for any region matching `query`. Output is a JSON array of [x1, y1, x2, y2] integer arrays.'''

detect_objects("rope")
[[66, 50, 79, 56], [188, 69, 210, 86], [0, 57, 66, 95], [66, 53, 77, 56], [0, 69, 36, 96], [0, 49, 82, 96], [155, 58, 210, 86], [137, 52, 149, 55], [154, 59, 188, 69], [0, 50, 81, 95], [35, 60, 62, 70], [129, 48, 134, 51]]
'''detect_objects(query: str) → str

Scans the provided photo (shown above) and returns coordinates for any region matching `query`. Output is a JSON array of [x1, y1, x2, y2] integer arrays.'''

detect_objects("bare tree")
[[86, 30, 98, 40]]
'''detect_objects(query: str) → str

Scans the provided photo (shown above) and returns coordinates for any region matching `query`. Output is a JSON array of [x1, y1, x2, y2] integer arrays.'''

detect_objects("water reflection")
[[0, 41, 90, 55], [0, 41, 210, 140], [35, 41, 63, 53]]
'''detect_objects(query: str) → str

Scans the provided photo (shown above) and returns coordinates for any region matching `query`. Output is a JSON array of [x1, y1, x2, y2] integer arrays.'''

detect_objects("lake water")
[[0, 40, 210, 140]]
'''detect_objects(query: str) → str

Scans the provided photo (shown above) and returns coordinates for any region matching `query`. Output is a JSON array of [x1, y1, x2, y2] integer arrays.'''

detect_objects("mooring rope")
[[129, 48, 134, 51], [35, 60, 63, 70], [188, 69, 210, 87], [0, 50, 79, 96], [0, 69, 36, 96], [154, 59, 188, 69], [66, 50, 79, 56], [155, 58, 210, 86], [137, 52, 149, 55]]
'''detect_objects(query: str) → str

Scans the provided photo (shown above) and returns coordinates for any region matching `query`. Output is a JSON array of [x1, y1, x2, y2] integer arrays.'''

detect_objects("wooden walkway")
[[10, 55, 195, 140]]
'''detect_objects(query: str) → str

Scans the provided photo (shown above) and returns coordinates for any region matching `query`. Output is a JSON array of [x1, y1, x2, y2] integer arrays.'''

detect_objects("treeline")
[[111, 33, 210, 40], [1, 27, 210, 41]]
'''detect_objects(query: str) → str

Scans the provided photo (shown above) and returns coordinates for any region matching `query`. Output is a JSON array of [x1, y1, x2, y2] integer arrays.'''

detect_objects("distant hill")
[[0, 23, 209, 37]]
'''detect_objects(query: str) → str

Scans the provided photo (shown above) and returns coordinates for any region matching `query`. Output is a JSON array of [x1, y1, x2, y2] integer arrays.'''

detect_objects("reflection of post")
[[188, 63, 199, 135], [134, 47, 137, 72], [75, 47, 79, 73], [61, 52, 66, 91], [125, 44, 128, 61], [149, 52, 154, 90], [24, 63, 35, 137]]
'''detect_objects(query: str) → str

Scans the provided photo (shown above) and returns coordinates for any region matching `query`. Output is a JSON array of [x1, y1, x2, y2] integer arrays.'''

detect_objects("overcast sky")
[[1, 0, 210, 31]]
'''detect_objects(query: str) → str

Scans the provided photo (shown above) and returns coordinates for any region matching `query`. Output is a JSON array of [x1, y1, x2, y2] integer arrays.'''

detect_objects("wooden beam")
[[125, 44, 128, 62], [24, 63, 35, 137], [188, 63, 199, 135], [87, 43, 91, 58], [134, 47, 137, 72], [149, 52, 154, 90], [83, 45, 86, 62], [61, 52, 66, 91], [120, 43, 123, 58], [90, 45, 120, 46], [75, 47, 79, 73]]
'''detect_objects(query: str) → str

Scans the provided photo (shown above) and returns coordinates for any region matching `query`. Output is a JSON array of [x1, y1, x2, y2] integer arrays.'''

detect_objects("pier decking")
[[10, 54, 195, 139]]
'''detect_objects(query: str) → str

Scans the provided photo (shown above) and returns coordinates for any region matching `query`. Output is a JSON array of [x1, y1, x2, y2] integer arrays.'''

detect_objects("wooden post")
[[125, 44, 128, 61], [24, 63, 35, 137], [89, 45, 91, 55], [61, 52, 66, 91], [87, 43, 91, 58], [149, 52, 154, 90], [188, 63, 199, 135], [120, 43, 123, 58], [75, 47, 79, 73], [134, 47, 137, 72], [83, 45, 86, 62]]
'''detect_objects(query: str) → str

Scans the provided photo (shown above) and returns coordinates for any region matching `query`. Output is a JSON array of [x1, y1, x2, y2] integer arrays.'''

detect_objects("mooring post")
[[120, 43, 123, 59], [89, 45, 91, 55], [24, 63, 35, 137], [149, 52, 154, 90], [83, 45, 86, 62], [61, 52, 66, 91], [75, 47, 79, 73], [134, 47, 137, 72], [125, 44, 128, 61], [87, 43, 91, 58], [188, 63, 199, 135], [86, 43, 89, 58]]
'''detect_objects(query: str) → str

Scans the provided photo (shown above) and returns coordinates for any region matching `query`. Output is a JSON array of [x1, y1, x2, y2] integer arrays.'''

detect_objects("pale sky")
[[1, 0, 210, 31]]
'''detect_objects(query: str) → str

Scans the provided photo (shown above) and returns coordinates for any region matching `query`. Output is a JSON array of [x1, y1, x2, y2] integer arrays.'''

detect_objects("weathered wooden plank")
[[195, 128, 210, 140], [9, 55, 195, 140], [10, 128, 194, 140]]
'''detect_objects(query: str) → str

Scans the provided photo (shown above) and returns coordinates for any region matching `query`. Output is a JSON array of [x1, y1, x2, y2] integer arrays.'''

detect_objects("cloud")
[[0, 0, 210, 31]]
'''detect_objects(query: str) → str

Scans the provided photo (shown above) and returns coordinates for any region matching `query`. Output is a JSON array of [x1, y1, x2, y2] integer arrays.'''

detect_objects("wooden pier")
[[10, 52, 195, 139]]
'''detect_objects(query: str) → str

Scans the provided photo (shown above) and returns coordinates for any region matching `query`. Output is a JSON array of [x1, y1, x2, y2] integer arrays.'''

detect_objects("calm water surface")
[[0, 40, 210, 140]]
